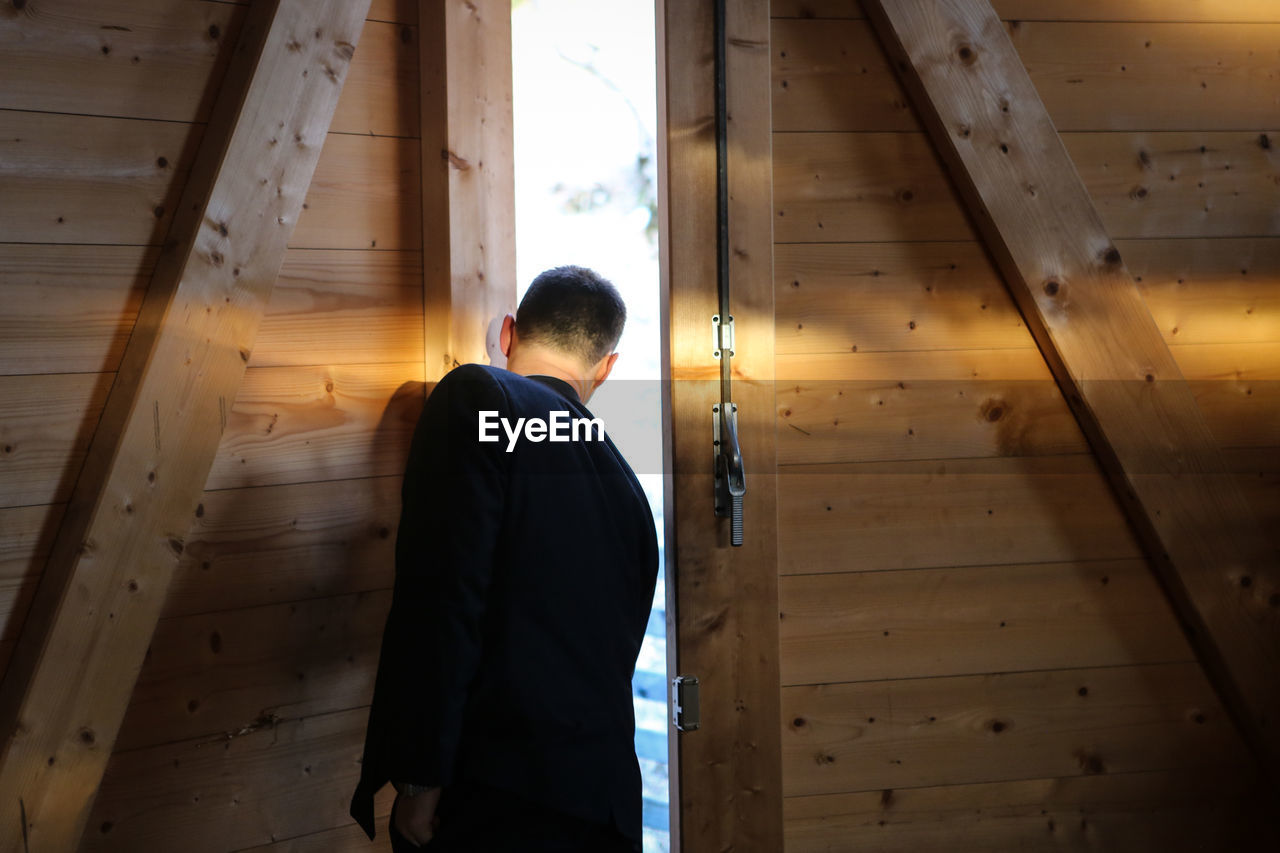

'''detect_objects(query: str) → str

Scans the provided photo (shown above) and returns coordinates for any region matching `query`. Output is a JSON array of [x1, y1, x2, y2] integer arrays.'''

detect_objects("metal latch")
[[672, 675, 701, 732], [712, 313, 734, 359], [713, 403, 745, 546]]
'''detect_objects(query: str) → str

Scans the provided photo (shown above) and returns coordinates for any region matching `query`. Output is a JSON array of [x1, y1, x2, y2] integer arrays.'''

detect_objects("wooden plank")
[[367, 0, 416, 26], [329, 20, 418, 138], [771, 0, 1280, 22], [0, 505, 62, 681], [776, 349, 1086, 464], [0, 373, 111, 509], [204, 362, 423, 490], [773, 132, 974, 243], [774, 20, 1280, 132], [779, 559, 1191, 686], [773, 18, 915, 132], [419, 0, 517, 377], [865, 0, 1280, 768], [0, 119, 416, 249], [1070, 131, 1280, 239], [1175, 343, 1280, 451], [781, 661, 1250, 797], [0, 505, 61, 595], [0, 246, 154, 377], [115, 590, 388, 752], [82, 707, 394, 853], [253, 250, 424, 368], [0, 4, 411, 136], [776, 241, 1027, 354], [773, 130, 1280, 243], [1009, 22, 1280, 132], [783, 768, 1276, 853], [778, 455, 1143, 574], [162, 477, 398, 620], [290, 132, 421, 251], [774, 239, 1280, 356], [0, 2, 372, 847], [0, 0, 244, 124], [776, 346, 1280, 464], [0, 365, 421, 512], [1124, 238, 1280, 346], [659, 0, 784, 849], [0, 109, 201, 245], [0, 248, 422, 375]]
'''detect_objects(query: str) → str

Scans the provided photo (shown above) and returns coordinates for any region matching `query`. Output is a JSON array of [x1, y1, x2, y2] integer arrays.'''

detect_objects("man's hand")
[[393, 786, 442, 847]]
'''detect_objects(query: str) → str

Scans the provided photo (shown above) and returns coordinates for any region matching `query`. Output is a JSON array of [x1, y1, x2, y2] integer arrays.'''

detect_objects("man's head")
[[500, 266, 626, 401]]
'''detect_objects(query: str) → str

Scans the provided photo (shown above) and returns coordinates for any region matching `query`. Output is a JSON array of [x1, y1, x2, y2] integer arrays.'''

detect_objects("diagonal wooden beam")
[[0, 0, 372, 847], [419, 0, 517, 380], [863, 0, 1280, 774]]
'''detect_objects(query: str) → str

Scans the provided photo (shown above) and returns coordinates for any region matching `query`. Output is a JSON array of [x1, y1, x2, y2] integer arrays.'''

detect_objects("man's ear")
[[593, 352, 619, 387], [499, 313, 516, 359]]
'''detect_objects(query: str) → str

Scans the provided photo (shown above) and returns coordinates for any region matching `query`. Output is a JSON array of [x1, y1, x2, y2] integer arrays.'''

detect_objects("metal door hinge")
[[672, 675, 701, 732]]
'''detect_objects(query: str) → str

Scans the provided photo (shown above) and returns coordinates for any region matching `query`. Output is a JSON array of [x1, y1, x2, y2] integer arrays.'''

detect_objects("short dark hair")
[[515, 266, 626, 366]]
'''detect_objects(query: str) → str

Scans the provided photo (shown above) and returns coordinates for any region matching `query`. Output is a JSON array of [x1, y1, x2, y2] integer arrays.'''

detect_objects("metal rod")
[[714, 0, 731, 402]]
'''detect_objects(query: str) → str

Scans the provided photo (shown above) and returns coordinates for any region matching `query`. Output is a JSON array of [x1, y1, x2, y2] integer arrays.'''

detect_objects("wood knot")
[[78, 728, 96, 746], [1043, 279, 1060, 296], [793, 717, 806, 727], [957, 44, 976, 65], [1261, 133, 1271, 150], [169, 537, 184, 555], [209, 631, 222, 654], [444, 149, 471, 170], [208, 24, 220, 40], [989, 719, 1008, 733], [981, 399, 1006, 422], [336, 40, 357, 59], [1074, 749, 1106, 774], [1101, 246, 1122, 266]]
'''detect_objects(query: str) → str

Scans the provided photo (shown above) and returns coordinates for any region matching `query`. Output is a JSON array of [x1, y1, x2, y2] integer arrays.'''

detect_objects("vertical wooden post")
[[0, 1, 372, 848], [658, 0, 782, 849], [419, 0, 518, 381]]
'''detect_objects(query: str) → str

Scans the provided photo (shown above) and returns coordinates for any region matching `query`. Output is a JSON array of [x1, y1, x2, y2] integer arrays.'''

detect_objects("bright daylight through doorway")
[[511, 1, 669, 850]]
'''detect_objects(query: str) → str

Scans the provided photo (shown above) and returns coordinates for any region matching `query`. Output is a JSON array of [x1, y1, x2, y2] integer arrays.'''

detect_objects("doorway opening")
[[511, 2, 669, 850]]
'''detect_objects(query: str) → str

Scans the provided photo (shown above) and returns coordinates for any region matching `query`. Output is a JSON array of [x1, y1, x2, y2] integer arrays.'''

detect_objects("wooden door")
[[657, 1, 785, 850]]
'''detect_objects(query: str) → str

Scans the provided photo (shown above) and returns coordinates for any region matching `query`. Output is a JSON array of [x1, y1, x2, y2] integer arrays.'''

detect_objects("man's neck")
[[505, 349, 594, 402]]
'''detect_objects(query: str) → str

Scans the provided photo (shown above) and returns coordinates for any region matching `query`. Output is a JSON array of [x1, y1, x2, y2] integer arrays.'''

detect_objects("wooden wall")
[[0, 1, 420, 849], [770, 1, 1278, 849]]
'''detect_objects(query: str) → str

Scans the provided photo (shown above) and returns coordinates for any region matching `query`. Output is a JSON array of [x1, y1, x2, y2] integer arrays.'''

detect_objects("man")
[[350, 266, 659, 852]]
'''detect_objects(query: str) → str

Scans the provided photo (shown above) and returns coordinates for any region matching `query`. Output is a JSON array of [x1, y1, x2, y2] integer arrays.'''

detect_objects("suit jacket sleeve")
[[378, 366, 510, 787]]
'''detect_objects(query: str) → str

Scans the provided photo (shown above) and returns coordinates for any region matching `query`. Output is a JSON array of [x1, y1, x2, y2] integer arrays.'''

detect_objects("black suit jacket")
[[350, 363, 659, 845]]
